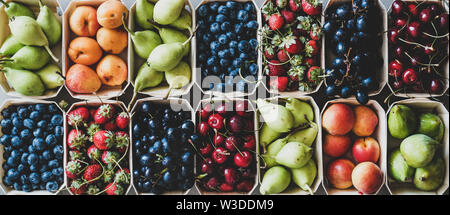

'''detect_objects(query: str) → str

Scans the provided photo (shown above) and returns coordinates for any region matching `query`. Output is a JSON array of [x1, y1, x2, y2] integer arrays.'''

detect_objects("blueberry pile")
[[323, 0, 384, 104], [196, 1, 259, 92], [132, 102, 196, 194], [1, 103, 64, 192]]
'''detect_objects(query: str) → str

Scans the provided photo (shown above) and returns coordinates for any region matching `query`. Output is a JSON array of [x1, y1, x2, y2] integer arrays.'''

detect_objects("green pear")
[[262, 137, 288, 168], [169, 9, 192, 33], [257, 99, 294, 133], [5, 46, 50, 70], [291, 159, 317, 194], [37, 0, 62, 47], [285, 98, 314, 127], [0, 35, 24, 56], [259, 123, 282, 149], [388, 104, 417, 139], [0, 0, 35, 19], [123, 18, 162, 59], [388, 148, 415, 182], [287, 122, 318, 147], [1, 67, 45, 96], [276, 142, 312, 169], [135, 0, 154, 29], [417, 113, 444, 142], [153, 0, 185, 25], [36, 64, 64, 89], [260, 166, 291, 195], [147, 41, 190, 71], [165, 61, 191, 89], [400, 134, 438, 168], [134, 62, 164, 92], [414, 157, 445, 191], [151, 24, 190, 56]]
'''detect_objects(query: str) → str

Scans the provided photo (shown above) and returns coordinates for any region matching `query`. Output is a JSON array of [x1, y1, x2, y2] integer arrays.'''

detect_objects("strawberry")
[[307, 66, 323, 83], [101, 151, 120, 166], [115, 112, 129, 130], [89, 108, 96, 119], [67, 129, 87, 150], [291, 55, 303, 66], [304, 57, 317, 66], [310, 23, 322, 40], [87, 144, 101, 160], [269, 76, 289, 92], [66, 160, 83, 179], [297, 16, 313, 34], [104, 120, 117, 131], [283, 35, 303, 54], [267, 60, 286, 76], [292, 28, 303, 36], [276, 0, 287, 8], [114, 168, 130, 184], [102, 167, 115, 184], [105, 182, 124, 195], [281, 9, 295, 24], [115, 131, 129, 153], [277, 49, 290, 63], [87, 123, 101, 142], [264, 48, 276, 60], [69, 150, 87, 162], [93, 130, 115, 150], [268, 14, 284, 31], [305, 40, 319, 57], [67, 107, 89, 127], [289, 0, 302, 12], [83, 164, 102, 183], [86, 184, 100, 195], [94, 104, 115, 125], [288, 66, 307, 81], [70, 179, 86, 195], [302, 0, 322, 16], [219, 183, 234, 192]]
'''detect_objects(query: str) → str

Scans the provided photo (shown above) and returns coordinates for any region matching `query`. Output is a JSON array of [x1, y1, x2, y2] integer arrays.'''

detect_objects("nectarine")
[[322, 103, 355, 135], [96, 27, 128, 54], [66, 64, 102, 94], [324, 134, 352, 158], [97, 0, 128, 29], [352, 137, 380, 163], [68, 37, 103, 65], [352, 105, 378, 137], [352, 162, 383, 194], [69, 6, 100, 37], [327, 158, 355, 189], [96, 55, 127, 86]]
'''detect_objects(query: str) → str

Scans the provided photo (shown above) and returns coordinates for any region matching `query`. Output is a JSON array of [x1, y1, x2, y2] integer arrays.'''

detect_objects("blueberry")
[[20, 152, 29, 164], [10, 127, 19, 136], [230, 69, 239, 76], [161, 138, 171, 153], [244, 2, 254, 12], [0, 134, 11, 146], [180, 121, 194, 135], [53, 145, 63, 157], [226, 1, 237, 9], [18, 108, 29, 119], [249, 38, 258, 49], [52, 167, 63, 176], [335, 5, 352, 20], [326, 85, 338, 96], [202, 33, 212, 43], [218, 34, 228, 45], [32, 138, 46, 151], [238, 40, 250, 52], [197, 4, 209, 17], [246, 20, 258, 30], [13, 182, 22, 191], [40, 164, 49, 173], [209, 2, 220, 12], [356, 90, 369, 105], [356, 15, 368, 32], [3, 176, 13, 186], [227, 32, 237, 40], [48, 104, 58, 113], [12, 117, 22, 129], [181, 152, 193, 165], [34, 104, 46, 112], [45, 134, 57, 146], [0, 119, 12, 130], [229, 40, 239, 49], [333, 28, 347, 42], [33, 128, 44, 138], [27, 153, 38, 165], [139, 153, 153, 166], [50, 115, 63, 126], [22, 184, 32, 192], [28, 145, 36, 153], [323, 20, 336, 35], [207, 56, 218, 66], [133, 124, 141, 138], [46, 181, 58, 192], [217, 5, 227, 14], [234, 23, 244, 34], [210, 22, 220, 33], [162, 171, 175, 185], [21, 174, 30, 184], [7, 168, 19, 180], [17, 163, 26, 174], [240, 52, 249, 60], [220, 22, 231, 31], [54, 126, 63, 137], [215, 14, 227, 23], [207, 14, 215, 23], [41, 171, 53, 182], [332, 57, 346, 69], [341, 86, 352, 98], [336, 42, 348, 56], [346, 19, 355, 30], [248, 63, 258, 76], [362, 77, 375, 90], [48, 159, 59, 169], [209, 41, 220, 51], [11, 136, 23, 148]]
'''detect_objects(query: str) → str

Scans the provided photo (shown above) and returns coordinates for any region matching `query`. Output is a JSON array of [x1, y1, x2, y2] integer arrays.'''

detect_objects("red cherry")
[[395, 17, 408, 28], [235, 101, 251, 118], [200, 143, 213, 156], [412, 81, 424, 92], [219, 183, 234, 192], [205, 177, 220, 190], [437, 14, 449, 31], [200, 104, 212, 121], [236, 180, 254, 192], [227, 115, 246, 133], [389, 29, 400, 44], [393, 81, 403, 89], [391, 0, 406, 16], [198, 121, 210, 136], [224, 168, 240, 185], [208, 113, 224, 130], [389, 60, 404, 77], [201, 158, 214, 174], [212, 147, 229, 164], [240, 168, 254, 179], [402, 69, 418, 85], [394, 46, 406, 60], [408, 3, 419, 16], [225, 136, 242, 152], [234, 151, 253, 168], [419, 8, 431, 23], [243, 135, 256, 150], [430, 79, 442, 94], [407, 21, 421, 38], [423, 45, 436, 55], [215, 103, 228, 115], [214, 134, 225, 147]]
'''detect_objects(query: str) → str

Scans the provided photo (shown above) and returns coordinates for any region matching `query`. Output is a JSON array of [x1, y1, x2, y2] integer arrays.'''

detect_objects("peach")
[[352, 162, 383, 194], [327, 158, 355, 189], [324, 134, 352, 158], [66, 64, 102, 94], [96, 55, 127, 86], [352, 137, 380, 163], [96, 27, 128, 54], [68, 37, 103, 65], [97, 0, 128, 29], [69, 6, 100, 37], [322, 103, 355, 135], [352, 105, 378, 137]]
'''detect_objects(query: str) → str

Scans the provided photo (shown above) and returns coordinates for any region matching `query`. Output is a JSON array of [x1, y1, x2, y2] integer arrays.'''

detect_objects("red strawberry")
[[67, 129, 87, 150], [305, 40, 319, 57], [281, 9, 295, 24], [304, 57, 317, 66], [70, 179, 86, 195], [114, 168, 130, 184], [219, 183, 234, 192], [101, 151, 120, 166], [302, 0, 322, 16], [310, 23, 322, 40], [115, 131, 129, 153], [268, 14, 284, 31], [264, 48, 276, 60], [288, 65, 306, 81], [292, 28, 303, 36], [307, 66, 322, 83], [269, 76, 289, 92], [87, 144, 101, 160], [69, 150, 86, 162], [104, 120, 117, 131], [93, 130, 115, 150], [66, 160, 83, 179], [89, 109, 96, 119], [94, 104, 115, 125], [115, 112, 129, 129], [87, 123, 101, 141], [268, 60, 286, 76], [284, 36, 303, 54], [277, 49, 290, 63], [289, 0, 302, 12], [83, 164, 102, 183], [67, 107, 89, 127], [105, 182, 125, 195]]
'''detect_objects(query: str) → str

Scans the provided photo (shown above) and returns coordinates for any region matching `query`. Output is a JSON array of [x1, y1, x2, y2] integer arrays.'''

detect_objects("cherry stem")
[[398, 38, 429, 49], [188, 139, 206, 161], [422, 32, 449, 38]]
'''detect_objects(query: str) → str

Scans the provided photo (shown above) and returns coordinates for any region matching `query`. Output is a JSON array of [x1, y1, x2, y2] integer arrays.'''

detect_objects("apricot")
[[97, 0, 128, 29], [352, 105, 379, 137], [96, 27, 128, 54], [68, 37, 103, 65], [322, 103, 355, 135], [352, 162, 383, 194], [69, 6, 100, 37], [96, 55, 127, 86], [66, 64, 102, 94], [323, 134, 352, 158]]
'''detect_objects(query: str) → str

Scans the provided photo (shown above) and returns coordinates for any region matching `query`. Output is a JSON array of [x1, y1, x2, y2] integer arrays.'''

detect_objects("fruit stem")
[[127, 91, 138, 112], [146, 20, 161, 32], [122, 13, 134, 36], [44, 45, 59, 63], [0, 1, 9, 8], [38, 0, 44, 8], [188, 139, 206, 161], [398, 38, 429, 49], [182, 25, 198, 47], [422, 32, 449, 38]]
